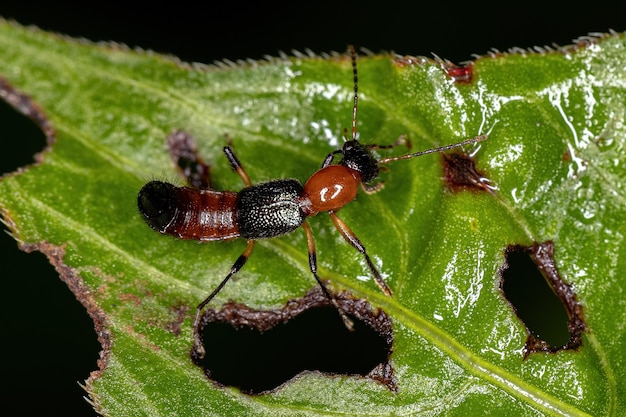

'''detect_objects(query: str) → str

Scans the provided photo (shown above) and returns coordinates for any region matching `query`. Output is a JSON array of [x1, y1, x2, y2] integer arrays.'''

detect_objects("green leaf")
[[1, 19, 625, 416]]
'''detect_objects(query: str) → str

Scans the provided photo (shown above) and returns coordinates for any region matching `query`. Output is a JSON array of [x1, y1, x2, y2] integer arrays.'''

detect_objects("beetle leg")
[[193, 239, 255, 358], [328, 211, 392, 296], [302, 221, 354, 331]]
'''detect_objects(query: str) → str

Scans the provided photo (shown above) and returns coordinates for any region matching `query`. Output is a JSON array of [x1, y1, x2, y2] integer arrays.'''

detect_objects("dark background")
[[1, 1, 624, 415]]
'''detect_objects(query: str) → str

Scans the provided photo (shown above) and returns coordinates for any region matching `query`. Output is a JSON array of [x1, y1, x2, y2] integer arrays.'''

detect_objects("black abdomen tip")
[[137, 181, 178, 232]]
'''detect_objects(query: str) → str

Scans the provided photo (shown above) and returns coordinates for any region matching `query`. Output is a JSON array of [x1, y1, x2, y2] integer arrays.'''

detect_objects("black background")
[[1, 1, 624, 415]]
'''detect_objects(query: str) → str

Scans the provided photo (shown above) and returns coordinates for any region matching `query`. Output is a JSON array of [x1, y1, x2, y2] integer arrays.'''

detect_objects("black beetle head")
[[340, 140, 379, 183]]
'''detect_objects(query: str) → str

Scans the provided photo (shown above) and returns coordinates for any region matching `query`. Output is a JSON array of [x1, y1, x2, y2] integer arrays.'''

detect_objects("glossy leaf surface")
[[0, 20, 624, 416]]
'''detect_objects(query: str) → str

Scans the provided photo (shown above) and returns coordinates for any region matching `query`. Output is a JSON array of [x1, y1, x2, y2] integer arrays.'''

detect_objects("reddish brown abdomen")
[[138, 181, 240, 241], [173, 188, 240, 240]]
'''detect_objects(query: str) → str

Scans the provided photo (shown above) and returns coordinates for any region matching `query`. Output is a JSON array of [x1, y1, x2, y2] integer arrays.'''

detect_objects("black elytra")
[[236, 179, 306, 239]]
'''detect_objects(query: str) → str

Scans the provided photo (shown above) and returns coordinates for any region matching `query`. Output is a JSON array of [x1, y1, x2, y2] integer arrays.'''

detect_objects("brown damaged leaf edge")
[[167, 130, 212, 190], [0, 77, 55, 165], [443, 63, 474, 83], [12, 239, 110, 411], [392, 55, 474, 83], [0, 78, 109, 412], [392, 32, 617, 85], [192, 286, 396, 394], [500, 241, 587, 358], [443, 151, 496, 193], [165, 303, 191, 337]]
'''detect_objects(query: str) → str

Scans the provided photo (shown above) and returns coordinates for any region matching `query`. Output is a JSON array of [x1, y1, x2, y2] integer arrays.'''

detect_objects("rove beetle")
[[137, 46, 486, 355]]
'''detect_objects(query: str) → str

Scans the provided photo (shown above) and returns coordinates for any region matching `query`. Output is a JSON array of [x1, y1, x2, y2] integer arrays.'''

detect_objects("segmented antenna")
[[378, 135, 488, 164], [349, 45, 359, 141]]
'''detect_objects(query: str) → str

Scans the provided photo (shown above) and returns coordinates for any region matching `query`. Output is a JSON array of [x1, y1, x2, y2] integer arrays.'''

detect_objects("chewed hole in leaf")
[[501, 247, 570, 346], [499, 242, 586, 357], [167, 130, 211, 189], [442, 152, 496, 192], [0, 83, 50, 174], [191, 287, 395, 395]]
